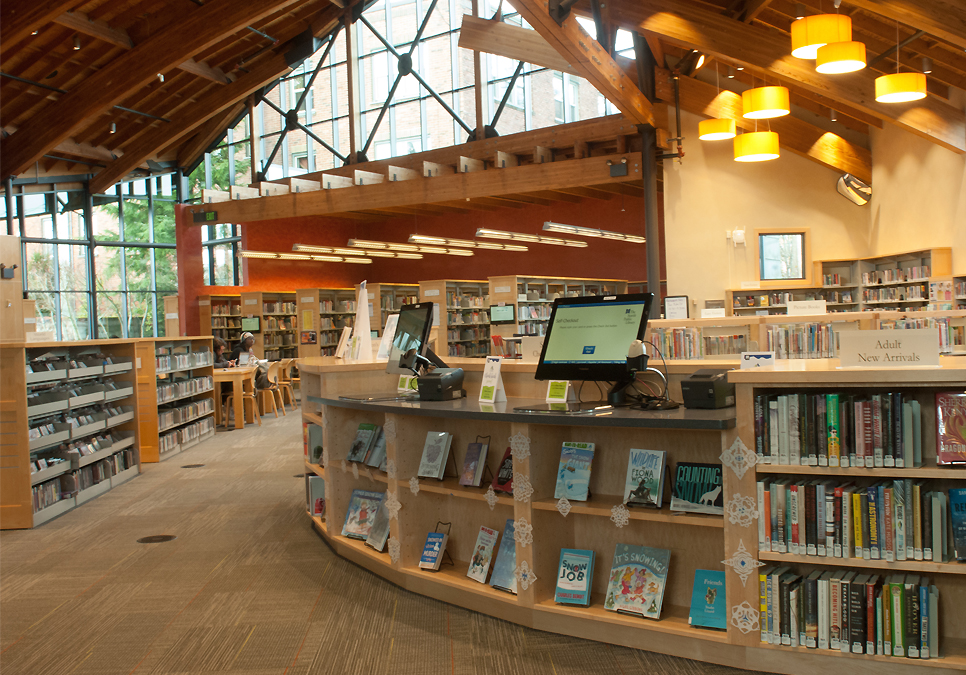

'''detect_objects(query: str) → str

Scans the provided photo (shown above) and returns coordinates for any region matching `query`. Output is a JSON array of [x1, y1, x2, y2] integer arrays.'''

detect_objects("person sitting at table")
[[213, 337, 235, 368], [229, 332, 256, 365]]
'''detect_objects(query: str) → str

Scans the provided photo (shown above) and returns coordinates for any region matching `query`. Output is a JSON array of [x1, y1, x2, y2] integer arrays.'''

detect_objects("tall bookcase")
[[0, 340, 141, 529], [296, 287, 358, 358], [955, 276, 966, 310], [419, 279, 491, 358], [240, 291, 298, 360], [363, 283, 420, 336], [199, 294, 243, 345]]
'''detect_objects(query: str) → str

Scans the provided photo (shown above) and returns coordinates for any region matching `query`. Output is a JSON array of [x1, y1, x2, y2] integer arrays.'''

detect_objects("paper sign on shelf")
[[424, 289, 440, 297], [301, 296, 313, 303], [700, 308, 726, 319], [377, 314, 399, 360], [494, 286, 511, 294], [398, 375, 417, 393], [740, 351, 776, 369], [787, 299, 827, 316], [664, 296, 688, 320], [740, 281, 761, 290], [302, 310, 314, 331], [838, 328, 939, 368], [479, 356, 506, 403], [546, 380, 576, 402], [432, 303, 440, 327], [334, 326, 352, 359], [165, 312, 178, 320], [198, 300, 210, 306], [245, 298, 257, 305]]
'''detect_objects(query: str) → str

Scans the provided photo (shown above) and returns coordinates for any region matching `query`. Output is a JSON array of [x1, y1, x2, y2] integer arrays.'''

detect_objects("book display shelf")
[[296, 287, 357, 358], [135, 337, 215, 463], [419, 280, 491, 358], [240, 291, 298, 360], [646, 316, 764, 360], [0, 339, 141, 530], [953, 277, 966, 311], [199, 294, 242, 344], [363, 283, 420, 336]]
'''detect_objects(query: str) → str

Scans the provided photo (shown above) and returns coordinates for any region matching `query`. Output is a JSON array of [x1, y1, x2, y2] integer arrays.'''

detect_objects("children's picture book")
[[603, 543, 671, 619], [418, 431, 453, 480], [669, 462, 724, 515], [688, 569, 727, 630], [936, 392, 966, 465], [951, 487, 966, 561], [555, 548, 595, 606], [305, 475, 325, 517], [489, 519, 517, 593], [418, 532, 449, 571], [346, 423, 378, 463], [554, 442, 595, 501], [491, 447, 514, 493], [365, 499, 391, 552], [459, 441, 489, 487], [624, 448, 667, 508], [306, 424, 324, 465], [466, 525, 499, 583], [342, 489, 383, 540], [365, 426, 387, 469]]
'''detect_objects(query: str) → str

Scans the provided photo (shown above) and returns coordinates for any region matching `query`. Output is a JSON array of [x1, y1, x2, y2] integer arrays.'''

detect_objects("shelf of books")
[[239, 291, 298, 360], [0, 339, 142, 529], [296, 287, 357, 358], [955, 277, 966, 311], [730, 362, 966, 670], [199, 294, 242, 344], [645, 317, 761, 361], [136, 337, 215, 463], [419, 280, 491, 359], [363, 283, 420, 337]]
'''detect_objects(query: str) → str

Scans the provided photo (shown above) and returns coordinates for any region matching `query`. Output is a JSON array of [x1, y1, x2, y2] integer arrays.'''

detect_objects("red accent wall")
[[176, 193, 665, 335]]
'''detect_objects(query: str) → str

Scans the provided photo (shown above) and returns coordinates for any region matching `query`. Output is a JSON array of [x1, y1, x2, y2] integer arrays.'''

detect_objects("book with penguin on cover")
[[669, 462, 723, 515], [603, 543, 671, 619]]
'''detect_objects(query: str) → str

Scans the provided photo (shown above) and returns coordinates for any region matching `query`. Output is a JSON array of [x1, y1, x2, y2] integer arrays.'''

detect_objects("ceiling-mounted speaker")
[[836, 173, 871, 206], [285, 29, 323, 68]]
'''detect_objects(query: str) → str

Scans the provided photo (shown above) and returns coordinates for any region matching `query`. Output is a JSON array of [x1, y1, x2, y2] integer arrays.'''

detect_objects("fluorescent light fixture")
[[542, 222, 645, 244], [475, 228, 588, 248], [408, 234, 528, 251], [239, 250, 372, 264], [292, 244, 367, 256], [347, 238, 473, 256]]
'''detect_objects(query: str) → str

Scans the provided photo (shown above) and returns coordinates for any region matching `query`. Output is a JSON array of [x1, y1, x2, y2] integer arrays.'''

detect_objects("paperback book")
[[466, 525, 499, 583], [489, 519, 517, 593], [669, 462, 723, 515], [952, 488, 966, 561], [365, 426, 387, 469], [364, 498, 391, 552], [303, 423, 324, 464], [418, 431, 453, 480], [689, 569, 727, 630], [305, 475, 325, 517], [419, 532, 449, 571], [491, 447, 514, 493], [346, 423, 379, 463], [342, 489, 383, 540], [554, 442, 595, 501], [555, 548, 595, 606], [936, 392, 966, 465], [460, 441, 489, 487], [624, 448, 667, 508], [604, 543, 671, 619]]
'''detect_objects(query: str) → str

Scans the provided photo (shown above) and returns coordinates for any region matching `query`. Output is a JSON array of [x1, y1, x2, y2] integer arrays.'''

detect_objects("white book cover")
[[466, 525, 499, 583], [778, 395, 789, 465], [418, 431, 453, 479], [901, 401, 913, 468], [788, 394, 800, 465], [757, 480, 768, 550]]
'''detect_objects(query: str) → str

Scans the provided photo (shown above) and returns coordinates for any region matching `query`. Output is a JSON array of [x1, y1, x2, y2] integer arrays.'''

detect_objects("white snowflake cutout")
[[513, 518, 533, 547], [555, 497, 572, 517], [364, 466, 373, 481], [383, 418, 396, 445], [513, 472, 533, 502], [722, 539, 765, 587], [484, 485, 499, 510], [731, 601, 759, 634], [384, 490, 401, 521], [720, 436, 757, 480], [322, 447, 329, 468], [351, 462, 359, 480], [610, 503, 630, 529], [341, 459, 347, 473], [386, 459, 397, 480], [388, 536, 400, 564], [408, 476, 420, 496], [726, 493, 759, 528], [509, 433, 531, 461], [515, 560, 537, 591]]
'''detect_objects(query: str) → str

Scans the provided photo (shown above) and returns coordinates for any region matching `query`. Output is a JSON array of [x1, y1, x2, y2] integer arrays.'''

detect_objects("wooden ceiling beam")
[[843, 0, 966, 51], [614, 0, 965, 153], [740, 0, 775, 22], [0, 0, 83, 51], [176, 103, 246, 168], [458, 14, 578, 75]]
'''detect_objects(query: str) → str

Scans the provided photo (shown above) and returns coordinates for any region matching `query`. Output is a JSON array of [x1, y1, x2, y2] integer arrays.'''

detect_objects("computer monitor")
[[241, 317, 260, 332], [385, 302, 435, 375], [489, 304, 515, 325]]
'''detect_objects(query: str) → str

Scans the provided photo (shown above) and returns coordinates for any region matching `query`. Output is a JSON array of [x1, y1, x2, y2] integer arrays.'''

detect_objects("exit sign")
[[192, 210, 217, 223]]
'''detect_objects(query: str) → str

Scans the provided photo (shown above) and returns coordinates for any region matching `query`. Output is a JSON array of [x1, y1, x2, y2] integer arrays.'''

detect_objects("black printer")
[[680, 369, 735, 409]]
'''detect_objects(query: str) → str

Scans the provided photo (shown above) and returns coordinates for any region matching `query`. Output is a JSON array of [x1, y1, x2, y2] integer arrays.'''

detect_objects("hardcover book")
[[459, 441, 489, 487], [624, 448, 667, 508], [364, 426, 387, 468], [342, 489, 383, 540], [603, 543, 671, 619], [346, 423, 378, 463], [555, 548, 595, 606], [418, 532, 448, 570], [466, 525, 499, 583], [491, 447, 514, 493], [951, 487, 966, 561], [305, 475, 325, 517], [936, 392, 966, 464], [417, 431, 453, 480], [689, 569, 726, 630], [304, 423, 324, 464], [669, 462, 723, 515], [554, 442, 595, 501], [489, 519, 517, 593], [364, 498, 391, 552]]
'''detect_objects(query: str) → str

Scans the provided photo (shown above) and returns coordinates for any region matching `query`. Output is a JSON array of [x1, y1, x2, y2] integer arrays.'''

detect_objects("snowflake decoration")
[[364, 467, 373, 481], [351, 462, 359, 480], [484, 486, 499, 510], [322, 448, 329, 468], [720, 436, 757, 480], [513, 518, 533, 547], [386, 459, 397, 480], [341, 459, 347, 473], [408, 476, 420, 496], [509, 433, 531, 461], [387, 536, 400, 564], [384, 490, 401, 521], [610, 503, 630, 529], [513, 472, 533, 502], [726, 493, 759, 528], [383, 418, 396, 445], [722, 539, 765, 587], [731, 601, 759, 634], [555, 497, 572, 517], [515, 560, 537, 591]]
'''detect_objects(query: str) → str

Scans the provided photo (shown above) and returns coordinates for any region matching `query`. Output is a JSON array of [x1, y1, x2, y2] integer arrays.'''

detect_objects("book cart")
[[0, 339, 141, 529], [240, 291, 298, 360]]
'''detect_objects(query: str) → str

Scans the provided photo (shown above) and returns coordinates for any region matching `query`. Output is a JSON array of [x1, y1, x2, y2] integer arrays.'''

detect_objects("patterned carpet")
[[1, 408, 764, 675]]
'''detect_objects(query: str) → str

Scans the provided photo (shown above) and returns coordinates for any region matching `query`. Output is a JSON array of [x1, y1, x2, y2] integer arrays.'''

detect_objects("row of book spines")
[[760, 567, 938, 659], [757, 479, 949, 563]]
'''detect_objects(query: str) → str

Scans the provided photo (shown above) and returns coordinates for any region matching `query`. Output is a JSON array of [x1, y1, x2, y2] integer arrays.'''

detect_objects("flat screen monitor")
[[385, 302, 435, 375], [489, 304, 515, 325], [241, 317, 259, 332]]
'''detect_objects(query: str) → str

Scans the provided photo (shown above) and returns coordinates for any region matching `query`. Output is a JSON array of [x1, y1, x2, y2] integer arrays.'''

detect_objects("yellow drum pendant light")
[[742, 86, 790, 119], [875, 72, 927, 102], [816, 40, 866, 73], [698, 118, 737, 140], [791, 14, 851, 59], [734, 131, 780, 162]]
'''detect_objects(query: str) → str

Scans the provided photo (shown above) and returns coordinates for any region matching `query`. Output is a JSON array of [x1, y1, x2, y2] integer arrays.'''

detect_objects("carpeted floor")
[[0, 408, 764, 675]]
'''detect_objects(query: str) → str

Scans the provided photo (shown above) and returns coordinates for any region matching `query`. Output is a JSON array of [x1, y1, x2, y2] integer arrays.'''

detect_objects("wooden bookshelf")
[[295, 287, 357, 359], [199, 294, 242, 345], [240, 291, 297, 360], [362, 283, 420, 336], [419, 279, 491, 359]]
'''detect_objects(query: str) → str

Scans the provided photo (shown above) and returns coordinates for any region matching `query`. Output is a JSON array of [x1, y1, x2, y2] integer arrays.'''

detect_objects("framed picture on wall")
[[663, 295, 689, 320]]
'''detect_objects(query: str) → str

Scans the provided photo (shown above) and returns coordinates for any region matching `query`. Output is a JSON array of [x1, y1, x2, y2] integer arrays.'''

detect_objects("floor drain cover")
[[293, 473, 305, 478], [181, 464, 205, 468], [137, 535, 176, 544]]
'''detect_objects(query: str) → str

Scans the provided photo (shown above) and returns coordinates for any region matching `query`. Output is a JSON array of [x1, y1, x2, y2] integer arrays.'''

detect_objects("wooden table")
[[214, 366, 257, 429]]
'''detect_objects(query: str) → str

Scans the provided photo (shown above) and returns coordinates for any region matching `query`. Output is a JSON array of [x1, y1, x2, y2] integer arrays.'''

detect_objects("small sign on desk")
[[480, 356, 506, 403], [787, 299, 827, 316], [741, 351, 776, 369], [839, 328, 939, 368]]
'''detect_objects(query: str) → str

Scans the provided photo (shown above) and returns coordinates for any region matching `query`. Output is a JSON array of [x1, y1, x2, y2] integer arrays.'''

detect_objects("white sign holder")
[[377, 314, 399, 361], [334, 326, 352, 359], [350, 280, 373, 359], [479, 356, 507, 403], [740, 351, 776, 369], [838, 328, 940, 368]]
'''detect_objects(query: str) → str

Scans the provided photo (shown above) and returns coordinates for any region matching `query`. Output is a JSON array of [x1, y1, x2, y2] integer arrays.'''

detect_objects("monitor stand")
[[512, 401, 611, 414], [339, 347, 449, 403]]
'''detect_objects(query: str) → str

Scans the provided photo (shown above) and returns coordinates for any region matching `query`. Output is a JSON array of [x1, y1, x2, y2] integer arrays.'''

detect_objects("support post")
[[248, 95, 259, 185], [636, 38, 662, 319], [4, 177, 13, 236], [344, 10, 363, 163], [472, 0, 484, 141], [84, 182, 98, 336]]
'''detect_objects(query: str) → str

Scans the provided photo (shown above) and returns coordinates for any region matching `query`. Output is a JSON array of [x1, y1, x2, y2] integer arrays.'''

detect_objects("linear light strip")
[[475, 228, 588, 248], [408, 234, 528, 252], [347, 239, 474, 256], [239, 250, 373, 264], [542, 222, 646, 244]]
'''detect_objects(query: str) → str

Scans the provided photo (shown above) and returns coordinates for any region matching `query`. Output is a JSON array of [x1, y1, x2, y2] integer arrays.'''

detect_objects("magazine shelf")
[[530, 494, 725, 528], [410, 476, 514, 506], [756, 551, 965, 575], [533, 600, 730, 643]]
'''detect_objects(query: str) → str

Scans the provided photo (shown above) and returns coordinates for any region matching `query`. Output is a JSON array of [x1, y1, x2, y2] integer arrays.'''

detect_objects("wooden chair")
[[277, 358, 297, 410], [256, 361, 285, 418], [224, 368, 260, 427]]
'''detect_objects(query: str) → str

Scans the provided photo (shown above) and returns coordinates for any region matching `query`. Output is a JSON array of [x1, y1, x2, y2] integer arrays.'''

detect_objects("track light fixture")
[[347, 239, 474, 256], [110, 122, 116, 134], [542, 222, 645, 243], [922, 57, 933, 74], [240, 250, 373, 264], [407, 234, 528, 251], [73, 35, 81, 50], [830, 109, 837, 122], [475, 228, 587, 248], [794, 3, 806, 20], [727, 66, 735, 79]]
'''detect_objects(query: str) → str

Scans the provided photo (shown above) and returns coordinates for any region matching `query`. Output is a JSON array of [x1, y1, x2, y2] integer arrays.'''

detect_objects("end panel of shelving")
[[0, 345, 32, 529], [401, 562, 527, 624], [135, 340, 160, 462]]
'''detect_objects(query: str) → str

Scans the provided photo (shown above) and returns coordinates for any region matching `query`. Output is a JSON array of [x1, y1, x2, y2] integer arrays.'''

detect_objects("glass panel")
[[127, 292, 156, 337], [21, 193, 49, 217], [22, 214, 54, 239], [28, 292, 57, 335], [212, 243, 235, 286], [155, 247, 178, 292], [760, 233, 805, 280], [232, 143, 252, 186], [94, 245, 123, 292], [57, 245, 88, 292], [202, 247, 212, 286], [287, 129, 309, 174], [124, 248, 153, 292], [157, 173, 174, 197], [96, 292, 125, 339], [24, 241, 55, 291], [55, 192, 87, 239], [153, 199, 176, 244], [59, 292, 90, 340], [122, 198, 149, 242], [127, 179, 148, 197], [188, 161, 207, 201], [422, 35, 455, 94], [93, 202, 121, 241]]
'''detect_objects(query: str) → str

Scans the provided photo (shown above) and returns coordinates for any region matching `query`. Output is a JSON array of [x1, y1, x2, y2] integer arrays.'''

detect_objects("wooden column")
[[248, 94, 259, 184], [344, 9, 363, 162], [472, 0, 485, 141]]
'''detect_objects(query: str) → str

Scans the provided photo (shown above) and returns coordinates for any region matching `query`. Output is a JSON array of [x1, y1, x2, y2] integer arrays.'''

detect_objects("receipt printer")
[[680, 369, 735, 409], [417, 368, 466, 401]]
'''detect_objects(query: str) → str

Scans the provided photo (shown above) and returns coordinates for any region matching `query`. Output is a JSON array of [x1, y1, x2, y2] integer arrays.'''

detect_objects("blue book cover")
[[418, 532, 448, 570], [950, 487, 966, 560], [670, 462, 723, 515], [342, 489, 383, 540], [624, 448, 666, 508], [688, 569, 727, 630], [554, 442, 595, 501], [489, 519, 517, 594], [604, 543, 671, 619], [555, 548, 595, 606]]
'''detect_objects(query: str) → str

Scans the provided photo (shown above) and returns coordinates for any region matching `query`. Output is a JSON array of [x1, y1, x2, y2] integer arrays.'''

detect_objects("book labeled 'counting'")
[[669, 462, 723, 515]]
